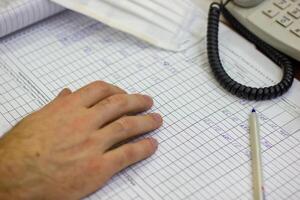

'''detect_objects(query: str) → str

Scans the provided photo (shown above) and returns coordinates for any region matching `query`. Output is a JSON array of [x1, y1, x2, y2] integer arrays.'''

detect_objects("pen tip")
[[252, 108, 256, 113]]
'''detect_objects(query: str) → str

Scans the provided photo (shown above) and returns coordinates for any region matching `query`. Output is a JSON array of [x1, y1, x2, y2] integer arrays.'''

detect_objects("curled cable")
[[206, 3, 294, 100]]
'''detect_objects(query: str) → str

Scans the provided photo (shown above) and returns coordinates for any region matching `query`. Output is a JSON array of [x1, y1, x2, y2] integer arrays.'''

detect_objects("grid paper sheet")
[[0, 0, 64, 37], [0, 10, 300, 200]]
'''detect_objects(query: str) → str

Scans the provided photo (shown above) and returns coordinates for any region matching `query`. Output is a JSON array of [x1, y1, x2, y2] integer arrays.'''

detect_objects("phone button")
[[291, 27, 300, 37], [263, 8, 279, 18], [288, 7, 300, 19], [276, 15, 293, 27], [274, 0, 291, 10]]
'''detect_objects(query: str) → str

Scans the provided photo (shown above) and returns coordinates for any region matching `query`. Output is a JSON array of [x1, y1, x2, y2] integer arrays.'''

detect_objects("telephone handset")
[[206, 0, 295, 101], [233, 0, 264, 7]]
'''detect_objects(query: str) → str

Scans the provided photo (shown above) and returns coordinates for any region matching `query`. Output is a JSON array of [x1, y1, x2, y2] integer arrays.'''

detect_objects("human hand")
[[0, 81, 162, 200]]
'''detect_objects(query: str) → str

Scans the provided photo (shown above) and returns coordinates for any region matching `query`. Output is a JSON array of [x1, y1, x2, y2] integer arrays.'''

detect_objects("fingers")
[[72, 81, 126, 107], [102, 138, 158, 176], [90, 94, 154, 127], [96, 113, 162, 151], [56, 88, 72, 99]]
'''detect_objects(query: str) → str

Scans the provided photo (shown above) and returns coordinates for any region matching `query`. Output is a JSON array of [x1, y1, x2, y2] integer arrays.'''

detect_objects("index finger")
[[72, 81, 126, 107]]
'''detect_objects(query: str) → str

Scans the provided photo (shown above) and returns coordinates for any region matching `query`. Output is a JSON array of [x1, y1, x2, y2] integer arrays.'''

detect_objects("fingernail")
[[150, 138, 158, 149], [143, 95, 153, 103], [151, 113, 162, 123]]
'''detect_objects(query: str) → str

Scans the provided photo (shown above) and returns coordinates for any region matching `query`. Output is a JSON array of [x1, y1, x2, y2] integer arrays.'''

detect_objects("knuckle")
[[91, 81, 111, 93], [91, 80, 107, 87], [115, 86, 127, 94], [109, 95, 128, 107], [134, 94, 144, 101], [68, 112, 91, 131], [112, 120, 127, 133], [115, 155, 127, 169], [85, 156, 104, 173], [112, 118, 133, 137], [123, 145, 137, 163], [69, 118, 87, 132], [119, 117, 134, 130], [109, 148, 133, 169]]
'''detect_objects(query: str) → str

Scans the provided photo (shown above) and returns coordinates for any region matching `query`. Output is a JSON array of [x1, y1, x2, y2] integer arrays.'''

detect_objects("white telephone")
[[226, 0, 300, 61], [206, 0, 295, 101]]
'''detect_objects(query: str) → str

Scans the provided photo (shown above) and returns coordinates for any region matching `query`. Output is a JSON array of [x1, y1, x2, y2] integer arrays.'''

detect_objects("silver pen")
[[249, 108, 265, 200]]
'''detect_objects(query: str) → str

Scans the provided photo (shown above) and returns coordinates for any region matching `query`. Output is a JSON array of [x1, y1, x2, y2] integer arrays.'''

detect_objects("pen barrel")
[[250, 113, 264, 200]]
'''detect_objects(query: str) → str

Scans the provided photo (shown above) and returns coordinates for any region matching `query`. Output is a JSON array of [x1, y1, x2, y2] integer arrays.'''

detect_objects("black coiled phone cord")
[[207, 2, 295, 100]]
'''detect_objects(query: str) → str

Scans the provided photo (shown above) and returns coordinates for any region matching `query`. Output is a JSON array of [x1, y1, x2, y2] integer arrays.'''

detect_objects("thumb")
[[56, 88, 72, 99]]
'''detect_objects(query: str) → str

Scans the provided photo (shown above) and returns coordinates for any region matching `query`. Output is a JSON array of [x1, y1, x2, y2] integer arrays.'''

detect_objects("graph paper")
[[0, 10, 299, 200]]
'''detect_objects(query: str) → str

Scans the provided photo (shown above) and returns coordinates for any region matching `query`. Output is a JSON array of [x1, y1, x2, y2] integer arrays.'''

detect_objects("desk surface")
[[193, 0, 300, 81]]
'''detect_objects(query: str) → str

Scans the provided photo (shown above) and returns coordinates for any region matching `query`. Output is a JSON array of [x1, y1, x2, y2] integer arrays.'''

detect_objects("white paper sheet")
[[50, 0, 207, 51], [0, 0, 64, 38], [0, 10, 299, 200]]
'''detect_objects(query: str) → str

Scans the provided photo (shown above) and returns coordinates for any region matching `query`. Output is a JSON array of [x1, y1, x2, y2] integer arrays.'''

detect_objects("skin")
[[0, 81, 163, 200]]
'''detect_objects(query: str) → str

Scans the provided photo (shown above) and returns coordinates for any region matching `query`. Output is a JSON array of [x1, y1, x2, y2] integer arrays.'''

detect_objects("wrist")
[[0, 135, 43, 200]]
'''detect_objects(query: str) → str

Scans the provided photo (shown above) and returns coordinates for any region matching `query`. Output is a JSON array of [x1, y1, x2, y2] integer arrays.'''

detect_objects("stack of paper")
[[51, 0, 206, 51], [0, 0, 64, 38]]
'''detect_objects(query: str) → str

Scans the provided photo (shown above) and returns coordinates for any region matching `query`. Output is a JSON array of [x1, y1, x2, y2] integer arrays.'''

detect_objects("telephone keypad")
[[276, 15, 294, 27], [274, 0, 292, 9], [230, 0, 300, 61], [263, 8, 280, 18], [261, 0, 300, 34], [288, 7, 300, 18], [291, 26, 300, 37]]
